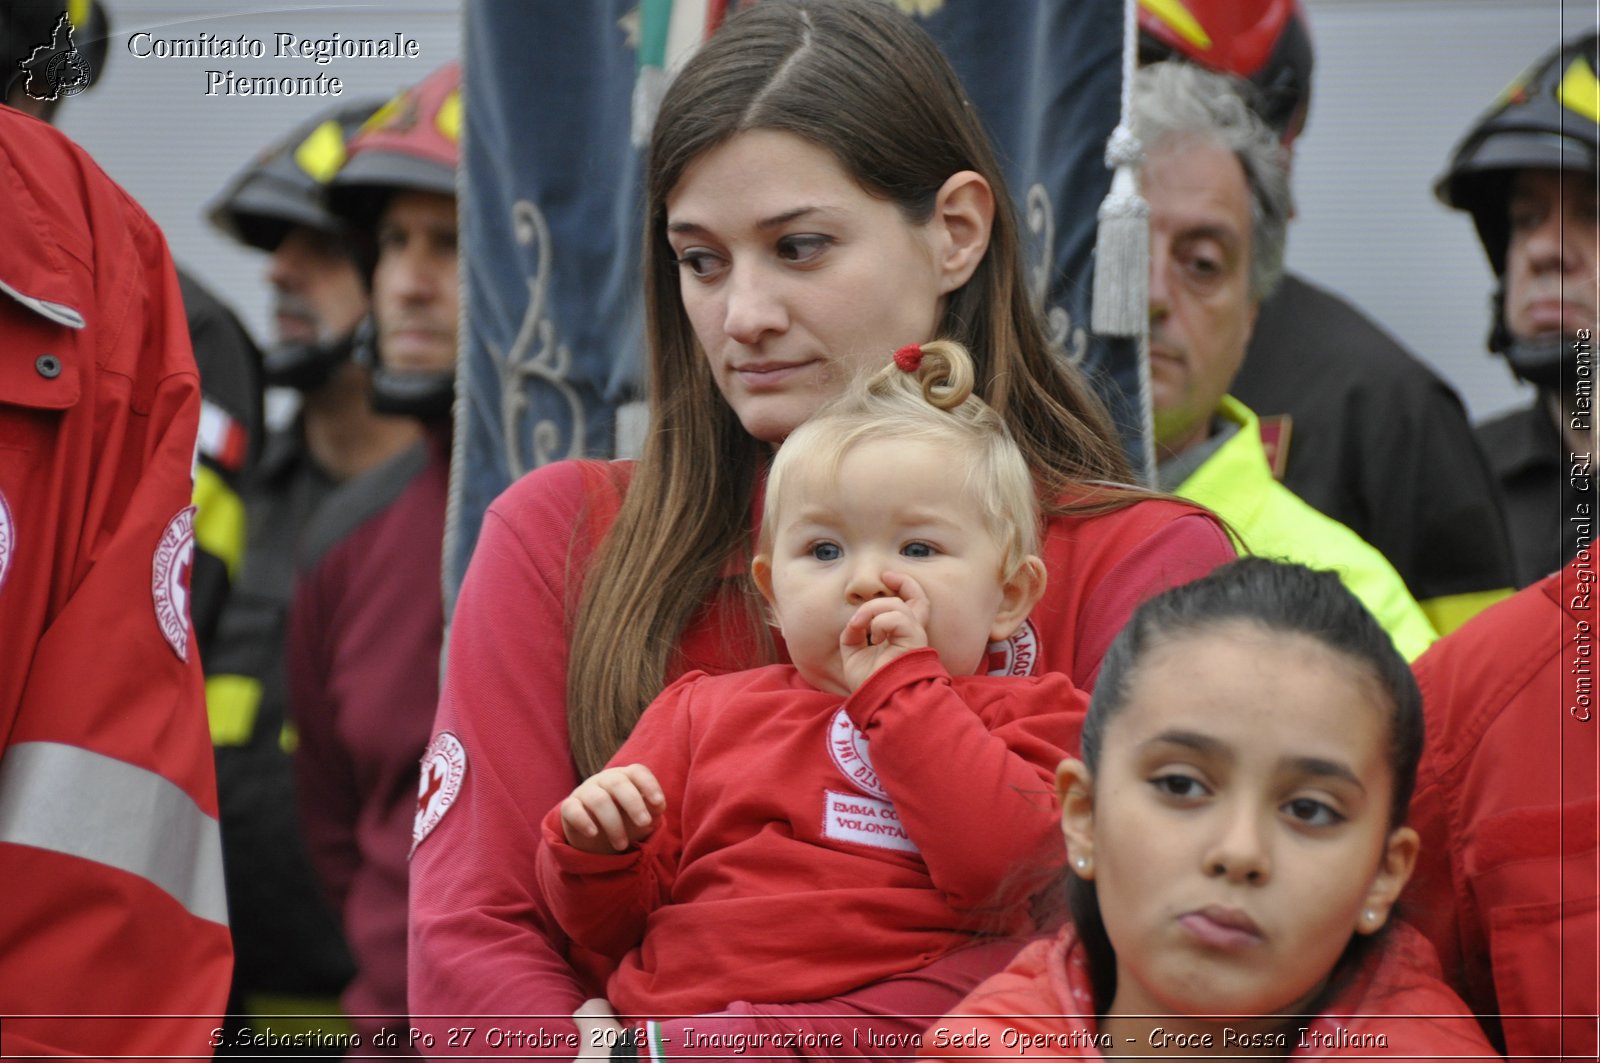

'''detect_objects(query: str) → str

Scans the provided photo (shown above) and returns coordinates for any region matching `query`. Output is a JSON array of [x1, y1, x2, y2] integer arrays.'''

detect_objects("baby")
[[539, 341, 1082, 1052]]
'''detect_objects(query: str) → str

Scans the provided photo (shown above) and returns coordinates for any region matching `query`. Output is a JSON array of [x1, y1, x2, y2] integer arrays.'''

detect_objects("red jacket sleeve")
[[0, 109, 231, 1059], [844, 650, 1084, 917], [409, 462, 610, 1052], [536, 675, 695, 958]]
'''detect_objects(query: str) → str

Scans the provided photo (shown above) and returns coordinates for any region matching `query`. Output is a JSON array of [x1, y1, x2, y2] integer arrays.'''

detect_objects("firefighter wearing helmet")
[[204, 97, 439, 1043], [1438, 33, 1600, 586], [327, 60, 462, 422], [1136, 0, 1515, 633], [210, 98, 382, 391], [284, 61, 461, 1047]]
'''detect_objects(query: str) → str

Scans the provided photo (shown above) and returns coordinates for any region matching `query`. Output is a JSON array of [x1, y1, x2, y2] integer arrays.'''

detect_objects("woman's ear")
[[989, 555, 1047, 642], [930, 170, 994, 295], [1057, 757, 1097, 880], [1354, 825, 1420, 935]]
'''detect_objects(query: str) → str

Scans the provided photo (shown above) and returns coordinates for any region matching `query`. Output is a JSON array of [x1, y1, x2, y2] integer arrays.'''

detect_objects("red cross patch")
[[411, 731, 467, 856]]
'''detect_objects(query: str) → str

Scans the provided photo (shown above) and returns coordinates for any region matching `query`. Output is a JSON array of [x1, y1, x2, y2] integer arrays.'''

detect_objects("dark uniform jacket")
[[1232, 272, 1515, 631]]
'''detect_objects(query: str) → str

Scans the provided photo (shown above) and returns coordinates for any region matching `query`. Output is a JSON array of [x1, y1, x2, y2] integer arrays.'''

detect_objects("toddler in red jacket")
[[539, 341, 1087, 1056], [923, 558, 1496, 1060]]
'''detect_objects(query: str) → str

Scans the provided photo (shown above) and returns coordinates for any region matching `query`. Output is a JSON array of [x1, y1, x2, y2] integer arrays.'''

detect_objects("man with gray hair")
[[1134, 61, 1436, 659]]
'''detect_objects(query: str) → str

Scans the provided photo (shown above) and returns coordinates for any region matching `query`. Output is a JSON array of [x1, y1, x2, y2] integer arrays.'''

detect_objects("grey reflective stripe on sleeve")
[[0, 742, 229, 926]]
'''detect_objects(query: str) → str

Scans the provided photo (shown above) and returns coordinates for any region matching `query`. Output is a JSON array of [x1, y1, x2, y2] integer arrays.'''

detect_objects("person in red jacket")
[[1405, 557, 1599, 1059], [543, 342, 1074, 1051], [926, 559, 1493, 1060], [0, 105, 231, 1057]]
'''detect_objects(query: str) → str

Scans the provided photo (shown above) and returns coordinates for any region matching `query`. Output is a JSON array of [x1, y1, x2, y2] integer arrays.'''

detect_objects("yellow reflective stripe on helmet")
[[437, 87, 462, 142], [67, 0, 91, 30], [206, 674, 263, 747], [295, 119, 349, 184], [1420, 586, 1516, 638], [361, 92, 407, 135], [1559, 56, 1600, 126], [280, 721, 299, 755], [1138, 0, 1212, 52], [0, 742, 229, 926], [192, 463, 246, 579]]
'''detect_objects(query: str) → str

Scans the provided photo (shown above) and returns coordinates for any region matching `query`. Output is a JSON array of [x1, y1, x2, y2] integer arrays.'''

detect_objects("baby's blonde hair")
[[761, 340, 1041, 578]]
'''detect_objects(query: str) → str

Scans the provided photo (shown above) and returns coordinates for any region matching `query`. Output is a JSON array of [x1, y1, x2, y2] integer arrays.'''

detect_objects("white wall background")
[[54, 0, 462, 348], [1291, 0, 1596, 421], [51, 0, 1598, 424]]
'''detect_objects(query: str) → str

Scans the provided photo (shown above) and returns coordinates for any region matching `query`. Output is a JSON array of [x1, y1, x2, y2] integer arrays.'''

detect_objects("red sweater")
[[1406, 558, 1598, 1060], [539, 651, 1085, 1016], [410, 459, 1233, 1052], [287, 429, 449, 1047], [921, 923, 1495, 1061]]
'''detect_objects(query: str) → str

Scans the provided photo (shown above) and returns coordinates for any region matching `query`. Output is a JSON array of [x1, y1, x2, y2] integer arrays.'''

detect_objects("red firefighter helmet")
[[326, 60, 461, 230], [1137, 0, 1314, 142], [326, 61, 462, 421]]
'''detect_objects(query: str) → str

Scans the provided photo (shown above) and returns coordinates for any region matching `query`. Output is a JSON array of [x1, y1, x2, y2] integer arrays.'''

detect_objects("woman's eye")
[[1283, 797, 1343, 827], [809, 542, 842, 562], [1151, 773, 1207, 800], [674, 249, 721, 278], [900, 542, 935, 559], [777, 234, 831, 265]]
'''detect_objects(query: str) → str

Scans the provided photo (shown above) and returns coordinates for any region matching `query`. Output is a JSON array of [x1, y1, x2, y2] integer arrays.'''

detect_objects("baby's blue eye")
[[901, 542, 935, 559], [810, 542, 842, 562]]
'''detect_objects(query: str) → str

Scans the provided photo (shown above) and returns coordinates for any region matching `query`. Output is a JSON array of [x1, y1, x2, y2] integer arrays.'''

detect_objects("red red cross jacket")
[[921, 922, 1495, 1061], [1407, 558, 1599, 1060], [0, 107, 232, 1058]]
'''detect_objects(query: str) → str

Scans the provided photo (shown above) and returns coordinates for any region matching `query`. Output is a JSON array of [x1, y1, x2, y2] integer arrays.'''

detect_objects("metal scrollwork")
[[494, 199, 588, 477]]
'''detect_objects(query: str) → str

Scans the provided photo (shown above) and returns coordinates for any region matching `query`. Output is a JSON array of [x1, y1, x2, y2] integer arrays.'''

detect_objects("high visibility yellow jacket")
[[1176, 396, 1438, 661]]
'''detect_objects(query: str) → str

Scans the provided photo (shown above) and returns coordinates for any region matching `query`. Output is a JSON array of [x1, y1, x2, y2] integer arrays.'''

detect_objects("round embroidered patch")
[[412, 730, 467, 855], [151, 506, 196, 661], [827, 707, 886, 800], [0, 489, 13, 594], [985, 619, 1039, 677]]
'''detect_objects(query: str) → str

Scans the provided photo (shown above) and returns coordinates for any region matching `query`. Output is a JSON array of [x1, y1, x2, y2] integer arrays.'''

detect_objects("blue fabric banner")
[[449, 0, 1132, 612]]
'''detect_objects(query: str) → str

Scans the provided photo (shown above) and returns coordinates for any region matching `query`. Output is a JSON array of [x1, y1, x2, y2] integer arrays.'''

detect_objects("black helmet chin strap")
[[1487, 284, 1578, 392], [263, 329, 359, 393], [369, 367, 455, 422], [1500, 334, 1569, 393], [349, 314, 455, 421]]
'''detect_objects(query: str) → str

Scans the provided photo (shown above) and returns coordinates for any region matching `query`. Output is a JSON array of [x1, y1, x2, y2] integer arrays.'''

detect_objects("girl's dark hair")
[[1069, 557, 1425, 1011]]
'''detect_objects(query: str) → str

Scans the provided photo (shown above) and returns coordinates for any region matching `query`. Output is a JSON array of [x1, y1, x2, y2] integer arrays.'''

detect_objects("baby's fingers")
[[565, 764, 665, 851], [879, 571, 930, 625], [615, 763, 667, 816], [559, 792, 628, 852]]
